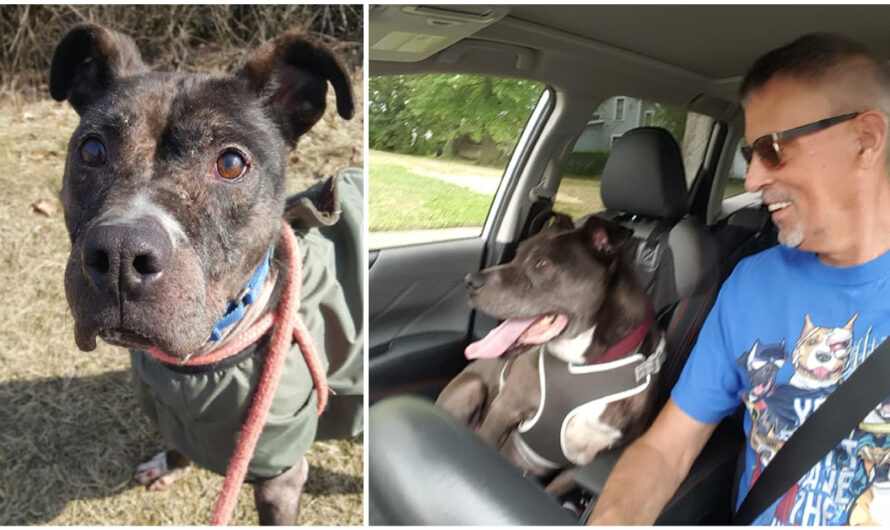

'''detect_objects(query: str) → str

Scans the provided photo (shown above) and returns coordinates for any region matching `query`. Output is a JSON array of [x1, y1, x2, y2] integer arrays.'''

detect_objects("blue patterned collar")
[[208, 249, 273, 342]]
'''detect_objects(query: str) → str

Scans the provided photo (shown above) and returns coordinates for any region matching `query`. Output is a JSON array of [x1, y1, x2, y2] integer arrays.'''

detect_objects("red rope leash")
[[147, 222, 328, 525]]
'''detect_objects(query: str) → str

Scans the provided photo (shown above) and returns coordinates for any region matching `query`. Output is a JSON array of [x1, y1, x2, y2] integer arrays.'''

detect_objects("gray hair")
[[741, 33, 890, 164]]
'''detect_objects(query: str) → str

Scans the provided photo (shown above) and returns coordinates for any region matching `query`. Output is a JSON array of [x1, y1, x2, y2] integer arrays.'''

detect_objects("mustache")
[[762, 189, 795, 205]]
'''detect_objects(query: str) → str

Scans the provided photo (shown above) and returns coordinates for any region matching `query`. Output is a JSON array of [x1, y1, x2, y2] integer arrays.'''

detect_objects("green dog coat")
[[131, 168, 364, 480]]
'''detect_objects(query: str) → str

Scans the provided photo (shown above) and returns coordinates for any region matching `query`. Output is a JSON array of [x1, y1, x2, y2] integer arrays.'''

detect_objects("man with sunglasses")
[[589, 33, 890, 526]]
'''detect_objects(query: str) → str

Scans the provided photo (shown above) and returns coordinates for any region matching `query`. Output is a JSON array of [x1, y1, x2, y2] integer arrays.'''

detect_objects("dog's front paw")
[[134, 450, 192, 491]]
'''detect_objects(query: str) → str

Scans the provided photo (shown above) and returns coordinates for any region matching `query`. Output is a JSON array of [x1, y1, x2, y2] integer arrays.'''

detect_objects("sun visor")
[[370, 5, 510, 62]]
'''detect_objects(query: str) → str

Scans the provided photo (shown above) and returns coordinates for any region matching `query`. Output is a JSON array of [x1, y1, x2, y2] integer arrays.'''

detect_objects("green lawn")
[[554, 174, 604, 220], [370, 149, 504, 179], [369, 148, 753, 235], [369, 164, 493, 231], [368, 150, 609, 231]]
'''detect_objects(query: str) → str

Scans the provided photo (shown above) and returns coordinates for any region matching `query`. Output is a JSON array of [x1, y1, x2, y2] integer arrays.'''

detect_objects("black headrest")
[[601, 127, 688, 220]]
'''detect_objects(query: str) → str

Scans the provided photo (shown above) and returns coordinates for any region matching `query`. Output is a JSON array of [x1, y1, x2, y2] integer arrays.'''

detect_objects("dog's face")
[[465, 215, 632, 356], [741, 340, 786, 400], [859, 445, 890, 490], [791, 313, 856, 389], [51, 24, 353, 357]]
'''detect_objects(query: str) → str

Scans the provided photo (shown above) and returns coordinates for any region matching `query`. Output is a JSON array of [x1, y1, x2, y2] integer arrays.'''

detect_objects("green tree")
[[368, 75, 414, 152], [651, 102, 687, 144], [369, 73, 544, 164]]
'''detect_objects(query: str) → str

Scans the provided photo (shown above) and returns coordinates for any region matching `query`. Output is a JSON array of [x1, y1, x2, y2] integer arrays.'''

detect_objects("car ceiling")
[[507, 5, 890, 81], [371, 5, 890, 105]]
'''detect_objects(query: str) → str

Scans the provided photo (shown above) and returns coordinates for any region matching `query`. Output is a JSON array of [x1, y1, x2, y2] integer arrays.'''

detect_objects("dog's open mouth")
[[465, 314, 569, 359], [99, 328, 155, 350], [806, 365, 843, 379]]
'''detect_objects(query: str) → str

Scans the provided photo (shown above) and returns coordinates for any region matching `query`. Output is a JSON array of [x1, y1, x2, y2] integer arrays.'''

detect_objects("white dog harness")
[[504, 336, 666, 469]]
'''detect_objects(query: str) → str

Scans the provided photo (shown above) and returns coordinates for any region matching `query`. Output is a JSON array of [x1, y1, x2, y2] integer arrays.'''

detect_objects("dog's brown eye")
[[80, 138, 106, 166], [216, 151, 247, 181]]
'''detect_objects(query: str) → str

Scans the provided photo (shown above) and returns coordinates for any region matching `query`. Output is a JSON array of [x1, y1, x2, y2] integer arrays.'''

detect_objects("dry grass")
[[0, 5, 362, 101], [0, 63, 364, 525]]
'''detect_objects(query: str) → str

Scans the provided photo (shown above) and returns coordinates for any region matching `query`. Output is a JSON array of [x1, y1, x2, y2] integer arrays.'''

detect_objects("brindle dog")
[[50, 24, 353, 524]]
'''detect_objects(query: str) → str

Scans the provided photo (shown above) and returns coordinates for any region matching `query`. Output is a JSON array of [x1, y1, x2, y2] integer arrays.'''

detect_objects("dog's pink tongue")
[[465, 317, 538, 359], [811, 367, 830, 378]]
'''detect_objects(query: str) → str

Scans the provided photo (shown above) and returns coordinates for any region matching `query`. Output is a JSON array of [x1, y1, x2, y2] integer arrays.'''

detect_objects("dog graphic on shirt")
[[747, 315, 857, 458], [737, 340, 787, 469], [849, 444, 890, 525], [789, 313, 856, 390], [762, 314, 856, 438]]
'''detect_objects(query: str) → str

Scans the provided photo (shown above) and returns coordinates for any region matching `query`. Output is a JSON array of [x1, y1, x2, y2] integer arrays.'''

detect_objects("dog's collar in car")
[[587, 305, 654, 365], [208, 248, 274, 342]]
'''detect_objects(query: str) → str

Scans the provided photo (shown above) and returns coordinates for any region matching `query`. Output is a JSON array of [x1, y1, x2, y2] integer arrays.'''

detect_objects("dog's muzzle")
[[81, 218, 172, 298]]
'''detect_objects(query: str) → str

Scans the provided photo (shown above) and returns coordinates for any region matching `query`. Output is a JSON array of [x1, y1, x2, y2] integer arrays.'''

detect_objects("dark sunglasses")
[[740, 112, 860, 168]]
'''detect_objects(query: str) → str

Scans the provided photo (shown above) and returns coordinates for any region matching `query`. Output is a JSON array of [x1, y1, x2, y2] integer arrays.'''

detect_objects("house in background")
[[573, 96, 658, 152]]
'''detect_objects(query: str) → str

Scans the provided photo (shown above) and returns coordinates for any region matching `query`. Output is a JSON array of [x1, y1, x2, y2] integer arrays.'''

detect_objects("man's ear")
[[238, 31, 354, 146], [49, 24, 147, 115], [855, 110, 888, 170]]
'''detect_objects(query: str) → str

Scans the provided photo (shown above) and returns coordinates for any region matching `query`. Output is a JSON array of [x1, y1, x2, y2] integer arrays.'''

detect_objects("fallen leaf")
[[31, 198, 56, 217]]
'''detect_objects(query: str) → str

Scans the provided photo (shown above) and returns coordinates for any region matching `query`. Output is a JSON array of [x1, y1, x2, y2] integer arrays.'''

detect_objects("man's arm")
[[586, 399, 717, 525]]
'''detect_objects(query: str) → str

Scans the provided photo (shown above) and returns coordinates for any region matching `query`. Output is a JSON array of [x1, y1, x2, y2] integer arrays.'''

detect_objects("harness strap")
[[146, 221, 328, 526], [516, 337, 666, 466]]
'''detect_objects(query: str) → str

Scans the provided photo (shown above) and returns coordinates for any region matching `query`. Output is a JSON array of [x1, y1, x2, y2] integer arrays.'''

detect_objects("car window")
[[725, 138, 749, 199], [554, 97, 713, 220], [368, 73, 545, 249]]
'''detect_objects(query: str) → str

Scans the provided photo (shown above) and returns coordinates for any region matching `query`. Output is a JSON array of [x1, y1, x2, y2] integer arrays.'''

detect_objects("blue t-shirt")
[[673, 245, 890, 526]]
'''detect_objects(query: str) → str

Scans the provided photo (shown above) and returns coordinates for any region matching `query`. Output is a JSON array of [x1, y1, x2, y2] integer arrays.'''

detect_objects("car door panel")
[[369, 237, 484, 401]]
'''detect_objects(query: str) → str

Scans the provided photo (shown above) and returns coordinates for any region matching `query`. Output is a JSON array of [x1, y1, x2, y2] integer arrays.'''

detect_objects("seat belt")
[[733, 337, 890, 525]]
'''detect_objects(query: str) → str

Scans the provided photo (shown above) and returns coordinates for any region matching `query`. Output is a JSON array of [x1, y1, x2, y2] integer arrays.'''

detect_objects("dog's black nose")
[[465, 272, 484, 292], [815, 352, 832, 363], [82, 220, 172, 298]]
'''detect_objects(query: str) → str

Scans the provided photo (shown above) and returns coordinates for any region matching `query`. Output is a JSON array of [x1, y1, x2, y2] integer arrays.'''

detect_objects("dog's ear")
[[49, 24, 147, 115], [801, 313, 815, 338], [548, 212, 575, 231], [238, 31, 354, 146], [743, 340, 761, 369], [582, 216, 634, 255]]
